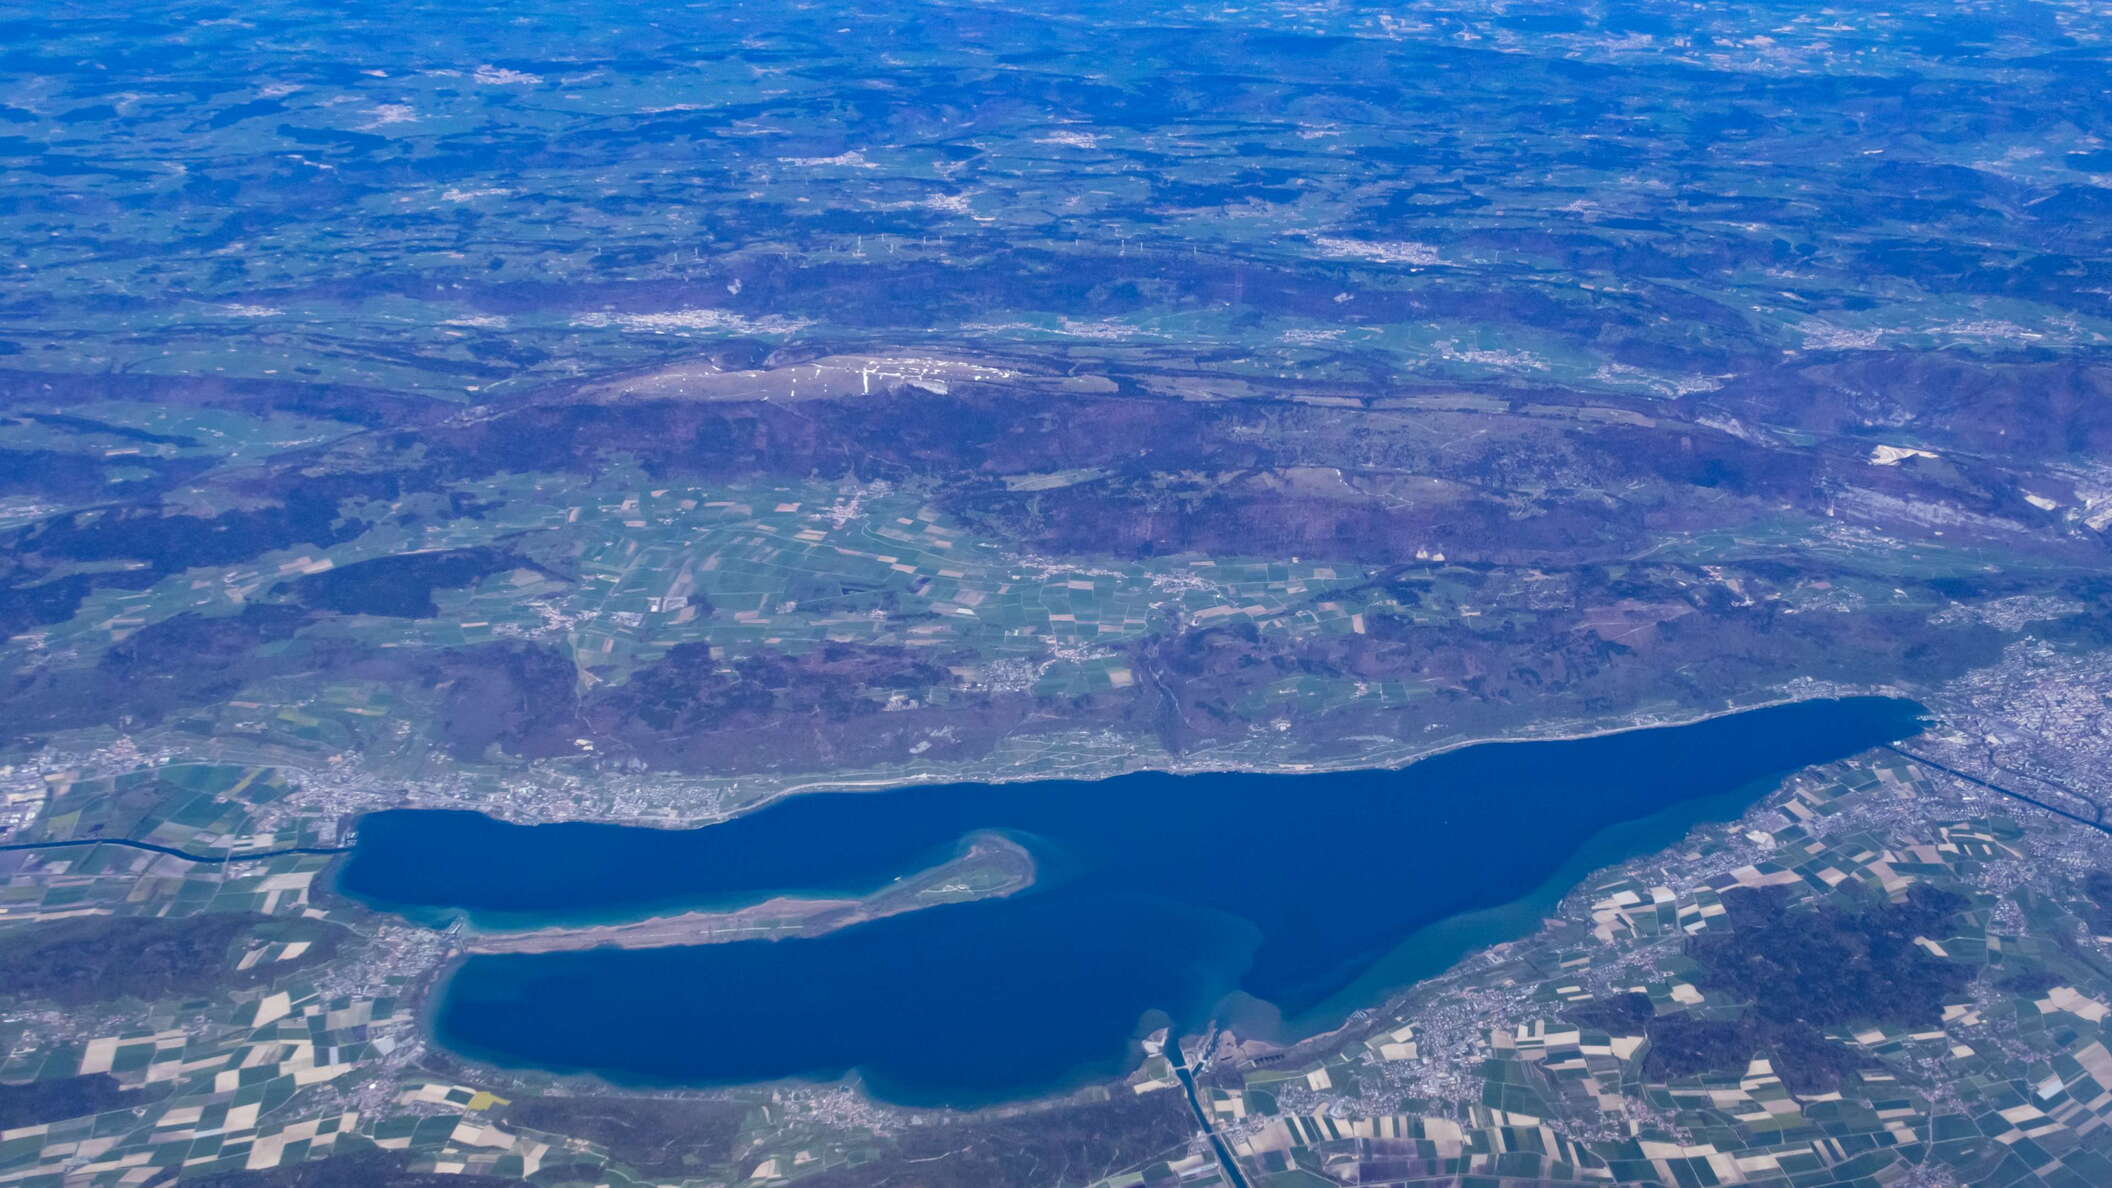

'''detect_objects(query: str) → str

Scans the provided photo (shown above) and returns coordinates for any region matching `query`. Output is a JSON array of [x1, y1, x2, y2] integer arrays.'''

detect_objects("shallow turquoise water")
[[339, 696, 1925, 1106]]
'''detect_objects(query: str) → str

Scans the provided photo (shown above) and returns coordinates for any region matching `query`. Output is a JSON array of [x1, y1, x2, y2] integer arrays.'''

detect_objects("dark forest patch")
[[0, 913, 346, 1008], [22, 412, 202, 447], [0, 446, 210, 501], [4, 604, 316, 733], [8, 489, 360, 573], [431, 641, 583, 761], [100, 603, 313, 677], [0, 1074, 162, 1130], [0, 568, 159, 639], [1642, 885, 1972, 1092], [0, 604, 320, 739], [0, 488, 362, 641], [2083, 870, 2112, 935], [1565, 990, 1654, 1036], [283, 547, 543, 618]]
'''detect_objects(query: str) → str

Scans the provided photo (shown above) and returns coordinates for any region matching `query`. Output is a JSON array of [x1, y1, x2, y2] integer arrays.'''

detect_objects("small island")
[[461, 833, 1034, 955]]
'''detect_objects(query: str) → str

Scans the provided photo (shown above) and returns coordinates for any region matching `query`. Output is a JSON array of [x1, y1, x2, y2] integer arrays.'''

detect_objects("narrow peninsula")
[[462, 833, 1033, 955]]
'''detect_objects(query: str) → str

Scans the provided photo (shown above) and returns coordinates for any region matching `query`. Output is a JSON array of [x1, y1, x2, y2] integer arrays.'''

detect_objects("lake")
[[337, 696, 1926, 1106]]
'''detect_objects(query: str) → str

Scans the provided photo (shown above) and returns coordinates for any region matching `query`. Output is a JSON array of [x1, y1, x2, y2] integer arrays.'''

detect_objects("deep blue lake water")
[[339, 696, 1926, 1106]]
